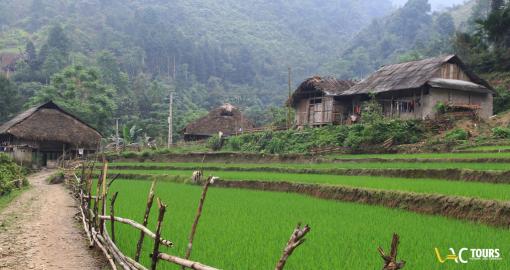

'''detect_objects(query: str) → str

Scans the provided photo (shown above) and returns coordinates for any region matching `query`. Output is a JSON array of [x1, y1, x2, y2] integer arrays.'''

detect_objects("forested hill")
[[0, 0, 395, 140]]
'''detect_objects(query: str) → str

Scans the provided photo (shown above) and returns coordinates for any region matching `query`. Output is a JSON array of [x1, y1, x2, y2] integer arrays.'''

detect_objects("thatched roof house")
[[182, 104, 255, 141], [0, 101, 101, 167], [289, 76, 355, 127], [291, 55, 494, 127]]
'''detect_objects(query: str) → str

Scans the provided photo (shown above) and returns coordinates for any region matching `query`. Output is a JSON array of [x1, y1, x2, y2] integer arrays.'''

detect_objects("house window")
[[310, 98, 322, 105], [395, 100, 416, 113]]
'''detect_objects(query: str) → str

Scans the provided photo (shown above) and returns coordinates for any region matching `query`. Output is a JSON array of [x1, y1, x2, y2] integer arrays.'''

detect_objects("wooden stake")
[[275, 223, 311, 270], [93, 171, 103, 231], [151, 198, 167, 270], [110, 192, 119, 243], [100, 161, 108, 235], [135, 180, 156, 262], [378, 233, 405, 270], [99, 215, 173, 247], [183, 176, 213, 266]]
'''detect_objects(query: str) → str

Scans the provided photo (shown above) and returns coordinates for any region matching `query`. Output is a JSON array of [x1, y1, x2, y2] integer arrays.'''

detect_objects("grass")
[[106, 180, 510, 270], [461, 145, 510, 152], [106, 169, 510, 201], [327, 152, 510, 160], [0, 188, 27, 212], [111, 161, 510, 171]]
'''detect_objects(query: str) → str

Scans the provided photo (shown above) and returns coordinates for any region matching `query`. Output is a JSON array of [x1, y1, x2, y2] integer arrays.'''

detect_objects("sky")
[[391, 0, 469, 11]]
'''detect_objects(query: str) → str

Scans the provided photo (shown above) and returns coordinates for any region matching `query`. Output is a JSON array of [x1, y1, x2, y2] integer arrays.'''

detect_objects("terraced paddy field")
[[99, 151, 510, 269], [106, 180, 510, 270], [105, 169, 510, 201], [326, 151, 510, 160], [111, 161, 510, 171]]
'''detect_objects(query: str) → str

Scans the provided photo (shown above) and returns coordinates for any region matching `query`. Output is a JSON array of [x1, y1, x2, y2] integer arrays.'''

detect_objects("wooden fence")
[[73, 160, 319, 270]]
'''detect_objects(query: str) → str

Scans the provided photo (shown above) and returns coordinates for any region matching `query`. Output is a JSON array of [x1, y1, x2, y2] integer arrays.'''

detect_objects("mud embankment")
[[105, 173, 510, 228], [109, 165, 510, 184]]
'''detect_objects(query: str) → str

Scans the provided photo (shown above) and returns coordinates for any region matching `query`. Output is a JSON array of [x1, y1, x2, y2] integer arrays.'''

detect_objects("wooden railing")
[[73, 161, 315, 270]]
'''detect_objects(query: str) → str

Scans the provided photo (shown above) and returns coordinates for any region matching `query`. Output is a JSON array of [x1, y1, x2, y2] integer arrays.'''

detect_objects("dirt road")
[[0, 169, 106, 269]]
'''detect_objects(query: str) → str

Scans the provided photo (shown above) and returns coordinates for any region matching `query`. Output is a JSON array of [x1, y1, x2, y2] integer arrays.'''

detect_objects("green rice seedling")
[[105, 180, 510, 270], [106, 169, 510, 201], [111, 161, 510, 171]]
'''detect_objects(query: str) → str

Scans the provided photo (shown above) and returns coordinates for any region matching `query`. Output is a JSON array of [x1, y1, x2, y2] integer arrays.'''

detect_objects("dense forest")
[[0, 0, 508, 144]]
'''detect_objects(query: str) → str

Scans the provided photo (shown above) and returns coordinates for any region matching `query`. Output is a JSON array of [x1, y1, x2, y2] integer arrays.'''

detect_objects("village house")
[[290, 55, 494, 127], [182, 103, 255, 141], [0, 101, 102, 168]]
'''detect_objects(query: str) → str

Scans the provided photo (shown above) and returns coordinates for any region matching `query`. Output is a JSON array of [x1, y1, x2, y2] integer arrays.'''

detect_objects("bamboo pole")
[[97, 230, 130, 270], [151, 198, 166, 270], [135, 180, 156, 262], [183, 176, 213, 266], [110, 192, 119, 243], [158, 253, 218, 270], [98, 215, 173, 247], [91, 228, 117, 270], [100, 161, 109, 235], [93, 171, 103, 232], [275, 223, 311, 270], [79, 191, 93, 247]]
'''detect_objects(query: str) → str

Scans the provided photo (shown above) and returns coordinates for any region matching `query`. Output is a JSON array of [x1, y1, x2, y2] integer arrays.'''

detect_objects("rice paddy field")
[[111, 161, 510, 170], [101, 151, 510, 269]]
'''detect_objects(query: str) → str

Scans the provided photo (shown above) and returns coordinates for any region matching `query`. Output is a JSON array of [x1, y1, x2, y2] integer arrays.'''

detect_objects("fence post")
[[151, 198, 167, 270], [275, 223, 310, 270], [183, 176, 213, 266], [378, 233, 405, 270], [100, 161, 108, 235], [110, 192, 119, 243], [135, 180, 156, 262]]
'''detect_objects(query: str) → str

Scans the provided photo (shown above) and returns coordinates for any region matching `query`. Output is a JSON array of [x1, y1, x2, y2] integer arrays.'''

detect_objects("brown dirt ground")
[[0, 169, 107, 269]]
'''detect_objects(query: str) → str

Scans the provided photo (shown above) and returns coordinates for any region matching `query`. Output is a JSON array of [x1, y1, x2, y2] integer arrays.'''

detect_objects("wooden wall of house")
[[294, 95, 336, 126], [439, 63, 470, 81]]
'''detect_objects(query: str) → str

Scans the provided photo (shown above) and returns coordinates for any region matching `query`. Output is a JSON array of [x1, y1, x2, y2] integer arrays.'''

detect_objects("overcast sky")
[[391, 0, 468, 11]]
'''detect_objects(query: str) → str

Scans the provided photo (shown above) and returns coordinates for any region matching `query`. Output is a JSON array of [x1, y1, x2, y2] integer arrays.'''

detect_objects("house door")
[[308, 98, 322, 125], [308, 105, 315, 124]]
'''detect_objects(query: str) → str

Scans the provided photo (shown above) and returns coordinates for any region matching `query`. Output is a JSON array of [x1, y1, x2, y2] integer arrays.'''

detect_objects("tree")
[[0, 76, 21, 122], [25, 41, 38, 70], [29, 65, 117, 133]]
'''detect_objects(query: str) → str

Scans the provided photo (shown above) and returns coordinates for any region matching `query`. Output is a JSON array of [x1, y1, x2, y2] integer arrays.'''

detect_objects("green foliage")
[[225, 136, 242, 151], [445, 128, 469, 141], [207, 135, 223, 151], [361, 93, 383, 125], [0, 75, 21, 123], [29, 65, 117, 133], [220, 120, 424, 154], [0, 154, 26, 196], [492, 127, 510, 139], [434, 101, 447, 114], [494, 85, 510, 114]]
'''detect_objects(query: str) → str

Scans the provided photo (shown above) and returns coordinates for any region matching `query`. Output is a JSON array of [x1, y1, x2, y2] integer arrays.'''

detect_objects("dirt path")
[[0, 169, 107, 269]]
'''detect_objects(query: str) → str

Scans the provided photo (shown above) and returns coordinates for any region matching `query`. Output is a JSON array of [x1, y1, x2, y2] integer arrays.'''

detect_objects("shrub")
[[48, 171, 65, 184], [492, 127, 510, 139], [445, 128, 469, 141], [121, 151, 138, 159], [0, 154, 26, 196], [226, 136, 242, 151], [207, 135, 223, 151]]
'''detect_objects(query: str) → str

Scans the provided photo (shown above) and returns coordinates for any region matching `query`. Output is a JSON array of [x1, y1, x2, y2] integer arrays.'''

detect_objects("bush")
[[492, 127, 510, 139], [445, 128, 469, 141], [48, 171, 65, 184], [0, 154, 26, 196], [207, 135, 223, 151], [226, 136, 242, 151]]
